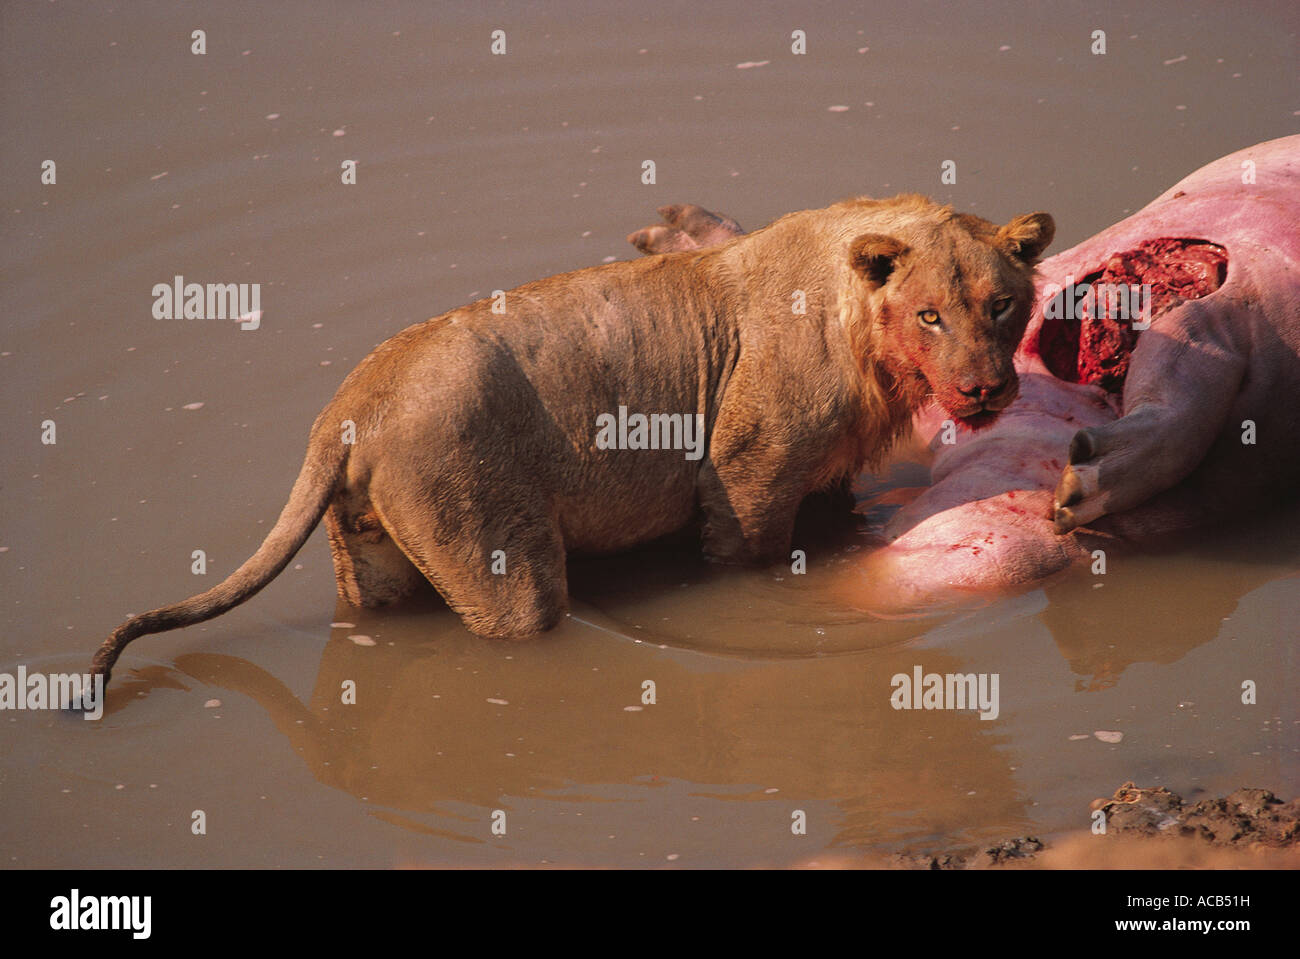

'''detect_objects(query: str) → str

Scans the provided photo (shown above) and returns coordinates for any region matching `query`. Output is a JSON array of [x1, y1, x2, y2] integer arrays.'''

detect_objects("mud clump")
[[1089, 781, 1300, 847], [806, 783, 1298, 869], [886, 837, 1045, 870]]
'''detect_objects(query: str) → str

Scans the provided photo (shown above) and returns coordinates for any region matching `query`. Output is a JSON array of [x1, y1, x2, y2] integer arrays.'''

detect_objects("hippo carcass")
[[628, 136, 1300, 613]]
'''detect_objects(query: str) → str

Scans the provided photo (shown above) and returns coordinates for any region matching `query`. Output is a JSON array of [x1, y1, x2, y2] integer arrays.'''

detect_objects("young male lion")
[[90, 194, 1052, 685]]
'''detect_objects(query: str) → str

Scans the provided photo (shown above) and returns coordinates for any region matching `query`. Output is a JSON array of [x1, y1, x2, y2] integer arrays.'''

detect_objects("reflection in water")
[[150, 615, 1024, 853], [76, 485, 1297, 862], [1042, 509, 1300, 690]]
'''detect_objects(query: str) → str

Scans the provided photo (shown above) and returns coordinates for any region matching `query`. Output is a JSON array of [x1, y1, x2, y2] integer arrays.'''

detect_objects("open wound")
[[1036, 238, 1227, 392]]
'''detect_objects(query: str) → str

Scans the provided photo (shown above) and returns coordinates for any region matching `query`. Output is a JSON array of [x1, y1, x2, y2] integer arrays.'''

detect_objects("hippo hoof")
[[1068, 427, 1098, 465], [1053, 430, 1106, 532], [1055, 464, 1085, 510], [627, 226, 666, 253], [658, 203, 690, 224], [1053, 505, 1077, 535]]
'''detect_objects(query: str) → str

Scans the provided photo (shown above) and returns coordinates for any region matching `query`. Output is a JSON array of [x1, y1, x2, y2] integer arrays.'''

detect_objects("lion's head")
[[848, 200, 1054, 428]]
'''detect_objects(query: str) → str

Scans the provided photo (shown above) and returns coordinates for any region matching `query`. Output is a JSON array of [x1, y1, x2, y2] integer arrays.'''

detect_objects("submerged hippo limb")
[[1052, 300, 1247, 533], [851, 372, 1113, 613], [851, 488, 1086, 615], [627, 203, 745, 253]]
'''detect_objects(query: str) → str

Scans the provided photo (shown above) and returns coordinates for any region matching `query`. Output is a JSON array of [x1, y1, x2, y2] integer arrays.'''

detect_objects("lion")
[[89, 194, 1053, 686]]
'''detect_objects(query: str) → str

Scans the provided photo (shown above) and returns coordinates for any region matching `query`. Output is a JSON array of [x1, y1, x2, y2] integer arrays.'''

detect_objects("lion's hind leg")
[[368, 484, 569, 639], [324, 500, 426, 607]]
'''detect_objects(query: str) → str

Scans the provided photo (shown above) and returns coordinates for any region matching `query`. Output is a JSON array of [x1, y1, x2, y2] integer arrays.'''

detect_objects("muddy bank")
[[805, 783, 1300, 869]]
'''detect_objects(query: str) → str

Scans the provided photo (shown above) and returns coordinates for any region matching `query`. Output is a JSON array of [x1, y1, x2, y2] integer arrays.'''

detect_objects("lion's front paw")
[[701, 528, 747, 566], [701, 524, 785, 567]]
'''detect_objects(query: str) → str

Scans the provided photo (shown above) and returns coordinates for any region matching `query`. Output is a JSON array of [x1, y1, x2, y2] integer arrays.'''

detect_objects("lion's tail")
[[90, 430, 347, 686]]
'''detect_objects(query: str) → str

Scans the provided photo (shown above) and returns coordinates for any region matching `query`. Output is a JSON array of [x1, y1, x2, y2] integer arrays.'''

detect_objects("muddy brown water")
[[3, 1, 1297, 867]]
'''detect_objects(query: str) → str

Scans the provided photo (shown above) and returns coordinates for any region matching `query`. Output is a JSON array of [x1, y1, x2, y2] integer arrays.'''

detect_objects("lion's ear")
[[849, 233, 910, 289], [998, 212, 1055, 265]]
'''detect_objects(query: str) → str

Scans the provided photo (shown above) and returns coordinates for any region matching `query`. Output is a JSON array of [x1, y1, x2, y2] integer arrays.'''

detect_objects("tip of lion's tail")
[[87, 430, 346, 692], [89, 621, 136, 685], [88, 654, 113, 684]]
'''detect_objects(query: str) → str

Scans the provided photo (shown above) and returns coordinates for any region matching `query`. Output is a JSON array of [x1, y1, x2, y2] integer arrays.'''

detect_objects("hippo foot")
[[627, 204, 744, 254], [1052, 428, 1103, 533]]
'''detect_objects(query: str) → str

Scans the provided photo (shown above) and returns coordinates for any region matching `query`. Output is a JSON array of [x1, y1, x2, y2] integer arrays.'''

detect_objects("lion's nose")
[[958, 378, 1011, 404]]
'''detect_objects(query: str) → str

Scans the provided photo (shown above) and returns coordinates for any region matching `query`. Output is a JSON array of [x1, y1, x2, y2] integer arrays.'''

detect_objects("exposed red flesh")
[[1037, 238, 1227, 391]]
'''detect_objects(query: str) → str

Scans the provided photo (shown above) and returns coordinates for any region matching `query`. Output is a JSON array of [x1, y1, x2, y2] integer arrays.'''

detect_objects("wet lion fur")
[[91, 194, 1052, 683]]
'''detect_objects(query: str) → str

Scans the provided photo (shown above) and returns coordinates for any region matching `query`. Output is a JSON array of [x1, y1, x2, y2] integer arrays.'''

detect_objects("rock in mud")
[[812, 783, 1299, 869], [1091, 781, 1300, 848]]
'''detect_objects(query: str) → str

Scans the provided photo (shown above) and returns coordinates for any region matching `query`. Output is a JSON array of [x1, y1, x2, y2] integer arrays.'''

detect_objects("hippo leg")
[[1052, 300, 1246, 533], [627, 204, 744, 254]]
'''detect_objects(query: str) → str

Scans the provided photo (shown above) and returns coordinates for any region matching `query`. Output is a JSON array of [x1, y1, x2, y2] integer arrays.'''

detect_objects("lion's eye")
[[918, 309, 941, 326], [992, 297, 1013, 318]]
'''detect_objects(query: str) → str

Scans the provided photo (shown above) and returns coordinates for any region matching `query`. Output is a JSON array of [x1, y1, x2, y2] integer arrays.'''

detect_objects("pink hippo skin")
[[628, 136, 1300, 614]]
